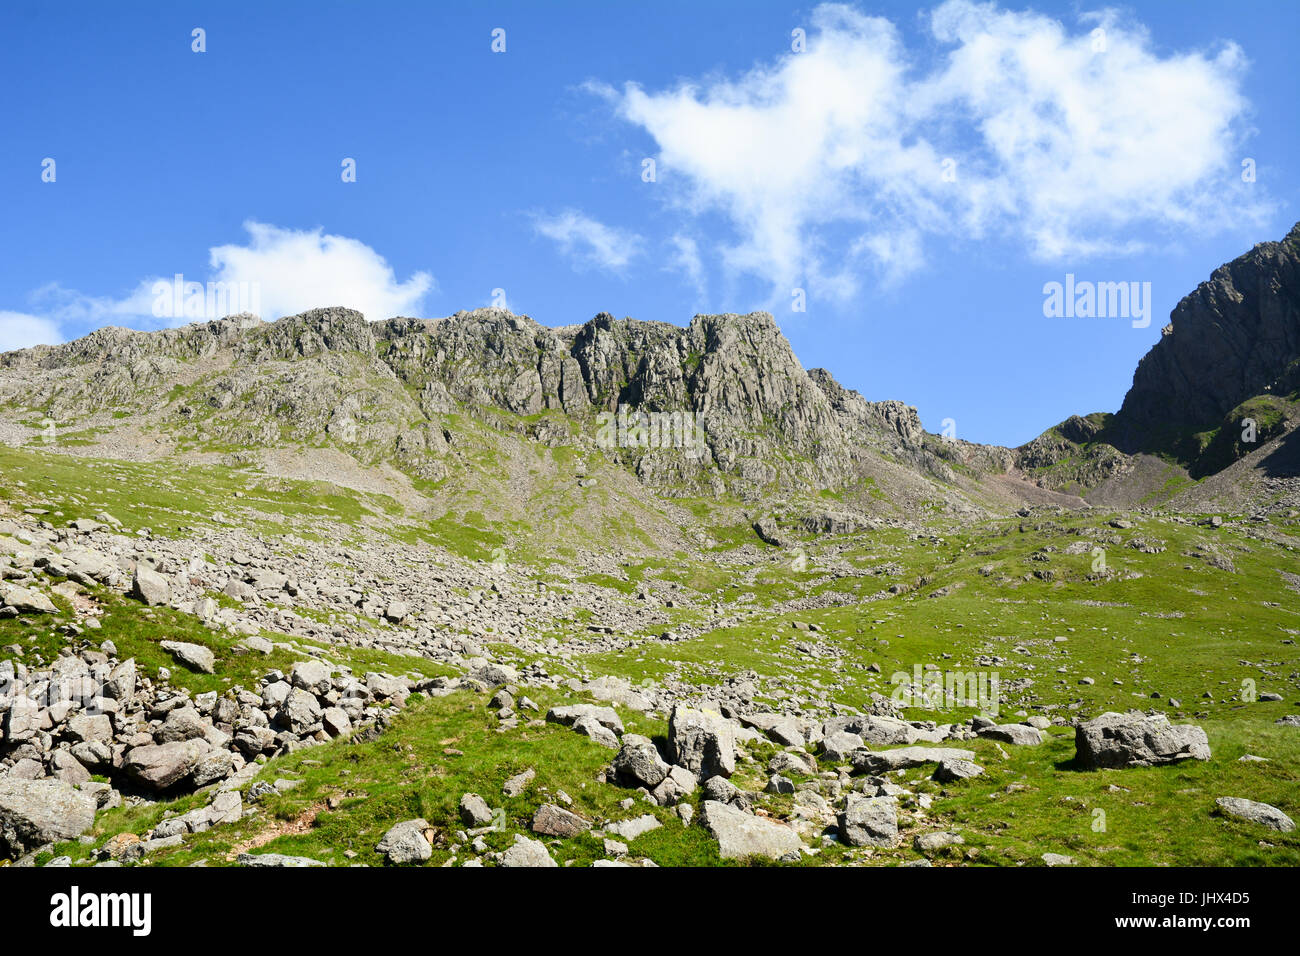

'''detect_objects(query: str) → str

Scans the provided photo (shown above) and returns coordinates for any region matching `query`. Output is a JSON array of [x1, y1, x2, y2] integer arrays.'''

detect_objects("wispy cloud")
[[666, 233, 707, 300], [531, 209, 642, 273]]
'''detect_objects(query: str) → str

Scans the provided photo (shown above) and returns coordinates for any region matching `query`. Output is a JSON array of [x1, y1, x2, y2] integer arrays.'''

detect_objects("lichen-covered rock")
[[0, 779, 98, 856]]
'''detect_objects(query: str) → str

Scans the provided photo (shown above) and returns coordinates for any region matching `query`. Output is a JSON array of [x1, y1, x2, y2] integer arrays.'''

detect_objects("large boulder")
[[375, 819, 432, 864], [668, 706, 737, 779], [458, 793, 493, 826], [283, 688, 322, 732], [838, 794, 899, 848], [103, 658, 137, 701], [850, 746, 975, 775], [546, 704, 624, 735], [978, 724, 1044, 746], [1074, 712, 1211, 769], [236, 853, 324, 867], [611, 734, 670, 788], [160, 641, 215, 675], [1, 586, 57, 614], [124, 740, 209, 791], [531, 804, 591, 839], [700, 800, 802, 861], [290, 660, 332, 694], [0, 779, 98, 856], [131, 565, 170, 606]]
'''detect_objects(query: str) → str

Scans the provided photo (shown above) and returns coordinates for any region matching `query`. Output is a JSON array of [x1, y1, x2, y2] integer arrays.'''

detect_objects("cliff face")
[[1110, 222, 1300, 452], [1016, 223, 1300, 497], [0, 307, 958, 500]]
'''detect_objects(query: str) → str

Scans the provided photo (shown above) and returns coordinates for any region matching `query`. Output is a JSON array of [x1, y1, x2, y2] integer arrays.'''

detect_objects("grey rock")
[[839, 794, 899, 848], [913, 830, 965, 853], [502, 768, 535, 797], [605, 814, 662, 841], [979, 724, 1044, 746], [933, 758, 984, 782], [611, 734, 670, 788], [851, 746, 975, 774], [131, 565, 170, 606], [1215, 797, 1295, 832], [376, 818, 433, 864], [123, 740, 208, 791], [159, 641, 215, 675], [0, 779, 98, 856], [459, 793, 493, 826], [501, 834, 557, 868], [531, 804, 590, 839], [546, 704, 624, 735], [236, 852, 324, 867], [700, 800, 802, 861], [1074, 712, 1211, 769], [2, 586, 57, 614], [668, 705, 737, 779]]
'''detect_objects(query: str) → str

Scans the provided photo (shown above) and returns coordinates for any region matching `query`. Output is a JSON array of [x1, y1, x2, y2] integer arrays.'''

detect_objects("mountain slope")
[[1017, 222, 1300, 508]]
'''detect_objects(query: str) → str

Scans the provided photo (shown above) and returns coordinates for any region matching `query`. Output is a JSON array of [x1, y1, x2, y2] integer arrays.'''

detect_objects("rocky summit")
[[0, 227, 1297, 870]]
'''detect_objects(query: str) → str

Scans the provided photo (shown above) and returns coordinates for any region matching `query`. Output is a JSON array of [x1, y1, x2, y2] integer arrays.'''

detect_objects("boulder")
[[839, 794, 899, 848], [160, 641, 215, 675], [546, 704, 624, 735], [611, 734, 670, 788], [700, 800, 802, 861], [933, 758, 984, 782], [1074, 712, 1211, 769], [501, 834, 557, 868], [283, 689, 322, 732], [459, 793, 493, 826], [0, 779, 98, 856], [531, 804, 591, 839], [605, 814, 662, 841], [668, 705, 737, 779], [571, 714, 619, 749], [131, 565, 170, 606], [123, 740, 208, 791], [321, 707, 352, 738], [290, 661, 331, 694], [979, 724, 1044, 746], [820, 730, 865, 762], [1, 586, 57, 614], [1214, 797, 1295, 832], [851, 746, 975, 774], [236, 853, 324, 867], [376, 819, 433, 864]]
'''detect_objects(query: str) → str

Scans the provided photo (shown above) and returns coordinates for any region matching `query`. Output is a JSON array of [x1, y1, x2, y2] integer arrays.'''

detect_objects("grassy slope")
[[3, 442, 1298, 867]]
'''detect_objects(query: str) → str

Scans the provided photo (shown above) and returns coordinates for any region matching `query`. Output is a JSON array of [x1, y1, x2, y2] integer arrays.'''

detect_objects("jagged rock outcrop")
[[1113, 223, 1300, 447], [1016, 223, 1300, 496], [0, 306, 965, 501]]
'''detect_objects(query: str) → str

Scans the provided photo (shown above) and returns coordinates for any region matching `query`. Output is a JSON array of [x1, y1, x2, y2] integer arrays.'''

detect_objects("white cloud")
[[2, 222, 434, 340], [603, 0, 1266, 299], [922, 1, 1258, 258], [0, 311, 64, 352], [206, 221, 433, 321], [532, 209, 641, 272], [666, 234, 707, 299]]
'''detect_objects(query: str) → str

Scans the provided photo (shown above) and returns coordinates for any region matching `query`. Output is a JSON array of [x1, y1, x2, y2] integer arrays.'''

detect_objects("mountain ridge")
[[2, 223, 1299, 521]]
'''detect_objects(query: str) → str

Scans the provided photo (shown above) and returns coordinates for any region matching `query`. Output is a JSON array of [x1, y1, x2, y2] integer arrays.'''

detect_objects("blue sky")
[[2, 0, 1297, 446]]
